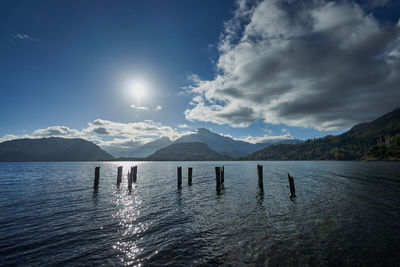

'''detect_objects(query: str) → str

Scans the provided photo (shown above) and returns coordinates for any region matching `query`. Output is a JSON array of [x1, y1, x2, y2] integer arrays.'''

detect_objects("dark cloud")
[[91, 119, 105, 126], [217, 106, 257, 124], [185, 0, 400, 130], [32, 126, 79, 137], [93, 127, 109, 135]]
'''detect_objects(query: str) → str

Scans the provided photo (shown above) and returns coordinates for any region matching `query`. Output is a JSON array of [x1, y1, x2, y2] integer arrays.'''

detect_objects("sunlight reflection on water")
[[112, 180, 147, 265]]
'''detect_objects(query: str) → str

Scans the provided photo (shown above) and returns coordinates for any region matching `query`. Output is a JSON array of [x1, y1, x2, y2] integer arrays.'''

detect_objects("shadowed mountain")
[[0, 137, 114, 162], [130, 137, 172, 158], [147, 142, 226, 160], [245, 108, 400, 160], [101, 141, 142, 158]]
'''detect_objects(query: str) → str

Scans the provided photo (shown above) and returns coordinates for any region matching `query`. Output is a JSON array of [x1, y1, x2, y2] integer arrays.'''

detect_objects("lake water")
[[0, 161, 399, 266]]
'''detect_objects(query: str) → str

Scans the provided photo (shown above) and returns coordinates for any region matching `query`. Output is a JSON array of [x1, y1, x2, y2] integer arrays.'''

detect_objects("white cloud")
[[83, 119, 190, 142], [131, 104, 149, 110], [185, 0, 400, 131], [178, 123, 189, 128], [131, 104, 162, 111], [32, 126, 81, 138], [14, 33, 36, 41], [0, 134, 28, 143], [235, 133, 295, 144]]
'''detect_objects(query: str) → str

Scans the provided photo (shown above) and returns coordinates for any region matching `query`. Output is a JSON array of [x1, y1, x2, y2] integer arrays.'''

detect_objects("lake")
[[0, 161, 399, 266]]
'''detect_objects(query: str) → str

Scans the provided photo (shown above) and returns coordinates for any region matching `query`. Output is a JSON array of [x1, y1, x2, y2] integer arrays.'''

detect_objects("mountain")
[[102, 137, 172, 158], [126, 128, 301, 158], [245, 108, 400, 160], [130, 137, 172, 158], [0, 137, 114, 162], [101, 141, 142, 158], [173, 128, 300, 157], [147, 142, 225, 160]]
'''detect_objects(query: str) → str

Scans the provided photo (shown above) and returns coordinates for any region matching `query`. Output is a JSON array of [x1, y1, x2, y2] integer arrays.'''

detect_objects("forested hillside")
[[245, 108, 400, 160]]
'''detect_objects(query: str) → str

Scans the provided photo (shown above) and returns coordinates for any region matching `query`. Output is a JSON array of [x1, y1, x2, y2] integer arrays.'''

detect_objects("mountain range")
[[116, 128, 301, 159], [245, 108, 400, 160], [1, 108, 398, 162], [0, 129, 299, 162]]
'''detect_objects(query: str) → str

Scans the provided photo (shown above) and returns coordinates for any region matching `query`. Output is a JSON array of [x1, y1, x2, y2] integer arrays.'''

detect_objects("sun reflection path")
[[112, 184, 151, 266]]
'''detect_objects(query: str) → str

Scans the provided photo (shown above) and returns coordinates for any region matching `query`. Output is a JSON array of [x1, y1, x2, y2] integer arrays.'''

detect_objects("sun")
[[130, 80, 147, 101]]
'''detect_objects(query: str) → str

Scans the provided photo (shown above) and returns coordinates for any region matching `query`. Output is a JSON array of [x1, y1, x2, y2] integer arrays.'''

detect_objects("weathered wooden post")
[[287, 173, 296, 197], [257, 164, 263, 188], [177, 166, 182, 188], [188, 167, 193, 186], [221, 166, 224, 185], [94, 166, 100, 189], [117, 166, 122, 185], [133, 166, 137, 183], [215, 166, 221, 189], [128, 170, 132, 191]]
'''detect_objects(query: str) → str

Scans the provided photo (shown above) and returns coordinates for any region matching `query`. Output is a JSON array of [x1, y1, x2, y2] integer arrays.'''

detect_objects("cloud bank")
[[235, 133, 295, 144], [185, 0, 400, 131], [0, 120, 192, 155]]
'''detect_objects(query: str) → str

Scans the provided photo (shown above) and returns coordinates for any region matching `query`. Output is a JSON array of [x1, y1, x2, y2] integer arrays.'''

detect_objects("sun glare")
[[130, 80, 147, 101]]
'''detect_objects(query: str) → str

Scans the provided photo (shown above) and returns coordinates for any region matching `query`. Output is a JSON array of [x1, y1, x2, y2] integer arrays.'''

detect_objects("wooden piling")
[[215, 166, 221, 189], [287, 173, 296, 197], [117, 166, 122, 185], [257, 164, 263, 188], [133, 166, 137, 183], [177, 166, 182, 188], [128, 170, 132, 191], [94, 166, 100, 189], [188, 167, 193, 186], [221, 166, 224, 185]]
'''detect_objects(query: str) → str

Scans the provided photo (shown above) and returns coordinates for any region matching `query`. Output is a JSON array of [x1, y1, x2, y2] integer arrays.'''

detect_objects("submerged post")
[[177, 166, 182, 188], [215, 166, 221, 189], [128, 169, 132, 191], [257, 164, 263, 188], [188, 167, 193, 186], [133, 166, 137, 183], [221, 166, 224, 185], [94, 166, 100, 189], [117, 166, 122, 185], [287, 173, 296, 197]]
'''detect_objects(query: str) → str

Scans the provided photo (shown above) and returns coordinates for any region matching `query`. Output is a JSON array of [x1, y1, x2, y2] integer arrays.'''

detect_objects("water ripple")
[[0, 161, 399, 266]]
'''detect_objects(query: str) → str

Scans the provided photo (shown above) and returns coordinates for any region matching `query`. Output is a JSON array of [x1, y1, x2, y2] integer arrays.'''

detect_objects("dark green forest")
[[245, 108, 400, 161]]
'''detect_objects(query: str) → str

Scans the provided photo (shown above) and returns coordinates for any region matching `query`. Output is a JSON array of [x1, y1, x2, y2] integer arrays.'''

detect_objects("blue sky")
[[1, 0, 400, 152]]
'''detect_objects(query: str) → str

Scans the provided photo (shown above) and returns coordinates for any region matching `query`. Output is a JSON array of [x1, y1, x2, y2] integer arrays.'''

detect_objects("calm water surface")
[[0, 161, 399, 266]]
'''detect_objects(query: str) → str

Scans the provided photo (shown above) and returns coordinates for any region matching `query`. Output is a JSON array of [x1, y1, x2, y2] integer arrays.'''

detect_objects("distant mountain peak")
[[122, 136, 173, 158], [173, 128, 278, 157], [147, 142, 225, 160], [196, 128, 213, 134]]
